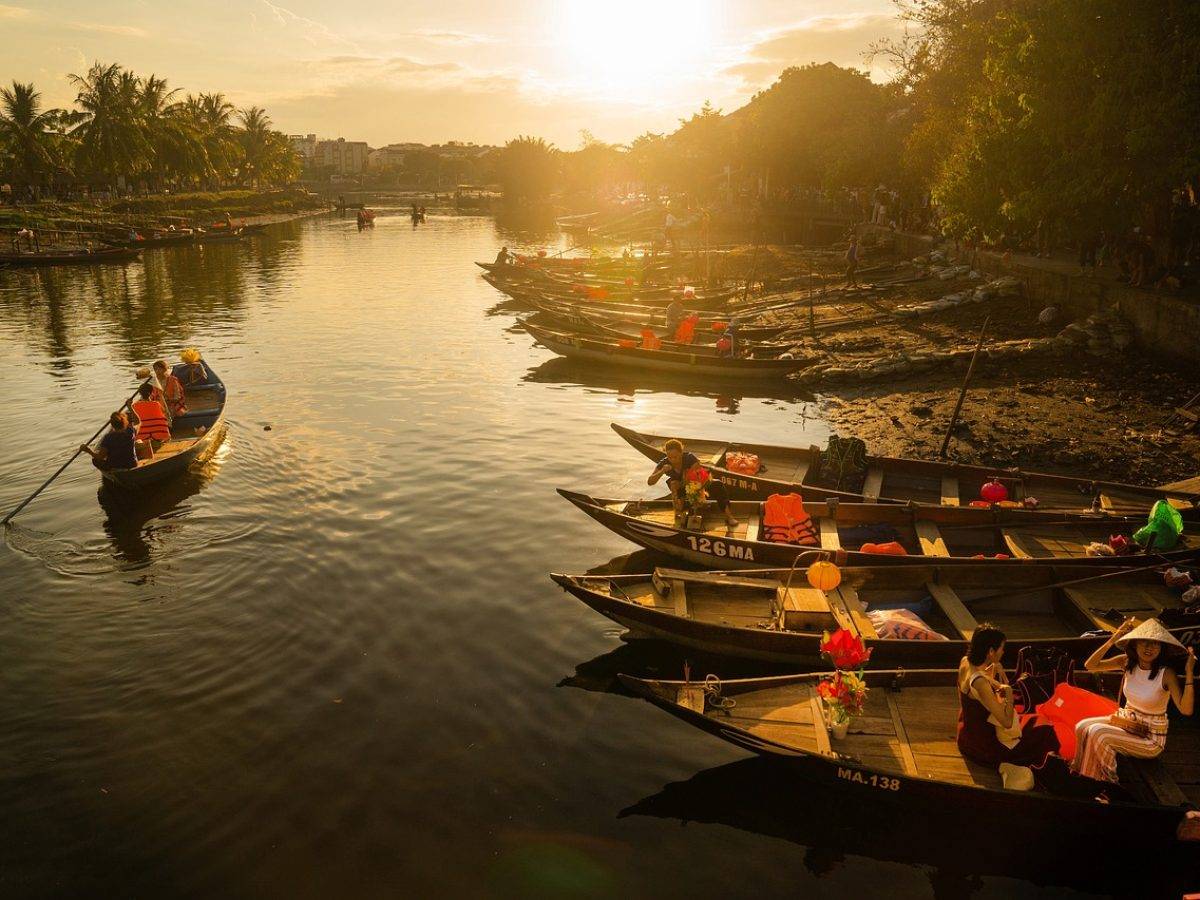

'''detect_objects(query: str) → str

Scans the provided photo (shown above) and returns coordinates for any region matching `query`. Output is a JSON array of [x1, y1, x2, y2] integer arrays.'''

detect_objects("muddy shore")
[[730, 242, 1200, 488]]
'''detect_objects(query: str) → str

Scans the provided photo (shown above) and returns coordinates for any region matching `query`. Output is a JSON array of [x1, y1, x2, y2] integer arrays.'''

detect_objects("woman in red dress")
[[957, 624, 1060, 769]]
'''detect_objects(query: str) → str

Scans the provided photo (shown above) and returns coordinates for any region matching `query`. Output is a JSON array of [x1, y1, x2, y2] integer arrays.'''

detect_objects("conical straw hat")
[[1114, 618, 1187, 656]]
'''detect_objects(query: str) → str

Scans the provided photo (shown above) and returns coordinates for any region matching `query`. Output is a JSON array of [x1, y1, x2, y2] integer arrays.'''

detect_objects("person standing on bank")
[[1072, 618, 1195, 783], [845, 235, 860, 287], [648, 439, 737, 528]]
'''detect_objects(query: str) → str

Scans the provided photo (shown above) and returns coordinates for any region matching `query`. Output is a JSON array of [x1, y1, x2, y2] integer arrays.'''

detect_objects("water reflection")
[[0, 224, 310, 371], [620, 757, 1187, 898], [522, 357, 807, 407], [94, 437, 226, 568]]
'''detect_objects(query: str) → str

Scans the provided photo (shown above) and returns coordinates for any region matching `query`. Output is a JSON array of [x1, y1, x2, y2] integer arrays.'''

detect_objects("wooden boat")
[[611, 423, 1200, 519], [105, 231, 198, 249], [523, 320, 808, 381], [199, 228, 246, 244], [555, 489, 1200, 569], [485, 274, 737, 311], [532, 302, 786, 347], [0, 246, 141, 267], [531, 298, 786, 341], [103, 363, 227, 488], [620, 669, 1200, 844], [553, 561, 1200, 668]]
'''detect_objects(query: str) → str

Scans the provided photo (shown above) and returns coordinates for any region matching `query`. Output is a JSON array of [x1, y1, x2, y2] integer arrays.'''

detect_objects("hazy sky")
[[0, 0, 903, 147]]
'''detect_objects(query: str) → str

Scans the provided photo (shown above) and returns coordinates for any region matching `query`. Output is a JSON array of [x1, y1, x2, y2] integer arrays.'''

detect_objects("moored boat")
[[620, 668, 1200, 844], [553, 561, 1200, 668], [103, 363, 228, 488], [522, 319, 808, 381], [555, 489, 1200, 569], [531, 298, 787, 342], [0, 246, 142, 267], [610, 423, 1200, 518]]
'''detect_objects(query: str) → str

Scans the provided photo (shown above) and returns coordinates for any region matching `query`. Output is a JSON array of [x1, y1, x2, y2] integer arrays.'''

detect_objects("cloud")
[[728, 14, 905, 88], [408, 29, 498, 46], [0, 4, 31, 19], [257, 0, 358, 51], [67, 22, 149, 38], [316, 54, 463, 76]]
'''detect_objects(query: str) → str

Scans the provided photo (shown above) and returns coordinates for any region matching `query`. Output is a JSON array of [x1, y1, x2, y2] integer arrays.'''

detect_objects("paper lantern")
[[807, 560, 842, 591], [980, 478, 1009, 503]]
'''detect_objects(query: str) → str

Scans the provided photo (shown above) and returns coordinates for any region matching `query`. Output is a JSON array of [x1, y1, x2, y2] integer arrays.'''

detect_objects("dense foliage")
[[0, 63, 299, 196]]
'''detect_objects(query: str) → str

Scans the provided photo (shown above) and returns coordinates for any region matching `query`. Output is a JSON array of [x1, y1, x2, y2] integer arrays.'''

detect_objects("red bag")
[[859, 541, 908, 556]]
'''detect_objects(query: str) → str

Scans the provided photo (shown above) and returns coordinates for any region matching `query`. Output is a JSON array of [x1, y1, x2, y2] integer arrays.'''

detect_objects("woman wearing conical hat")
[[1072, 618, 1195, 783]]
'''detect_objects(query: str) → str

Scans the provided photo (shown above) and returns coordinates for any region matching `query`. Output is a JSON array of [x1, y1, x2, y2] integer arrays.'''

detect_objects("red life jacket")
[[640, 329, 663, 350], [132, 400, 171, 442]]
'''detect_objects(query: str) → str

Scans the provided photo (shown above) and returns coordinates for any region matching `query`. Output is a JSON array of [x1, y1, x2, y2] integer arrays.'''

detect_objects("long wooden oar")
[[2, 380, 147, 526]]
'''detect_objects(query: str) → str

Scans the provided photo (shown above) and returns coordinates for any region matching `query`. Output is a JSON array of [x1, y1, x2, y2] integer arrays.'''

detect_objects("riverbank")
[[721, 239, 1200, 487], [0, 188, 329, 245]]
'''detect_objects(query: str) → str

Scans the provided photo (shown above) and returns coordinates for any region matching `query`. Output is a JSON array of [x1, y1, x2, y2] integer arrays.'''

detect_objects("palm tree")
[[69, 62, 150, 188], [0, 81, 65, 195], [237, 105, 272, 187]]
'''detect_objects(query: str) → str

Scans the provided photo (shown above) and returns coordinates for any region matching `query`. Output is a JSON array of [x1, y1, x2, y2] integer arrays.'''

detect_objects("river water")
[[0, 213, 1129, 898]]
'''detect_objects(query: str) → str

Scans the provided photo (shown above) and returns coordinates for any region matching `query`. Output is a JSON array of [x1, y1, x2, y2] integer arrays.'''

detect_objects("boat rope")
[[703, 674, 736, 711]]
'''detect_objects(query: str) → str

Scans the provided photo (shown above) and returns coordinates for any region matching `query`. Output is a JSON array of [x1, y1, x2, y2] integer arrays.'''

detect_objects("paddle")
[[1, 379, 148, 526], [939, 314, 991, 458]]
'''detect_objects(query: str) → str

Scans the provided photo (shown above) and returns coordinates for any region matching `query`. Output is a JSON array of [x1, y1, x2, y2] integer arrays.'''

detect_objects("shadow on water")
[[619, 756, 1197, 899], [95, 441, 225, 568], [522, 357, 808, 407]]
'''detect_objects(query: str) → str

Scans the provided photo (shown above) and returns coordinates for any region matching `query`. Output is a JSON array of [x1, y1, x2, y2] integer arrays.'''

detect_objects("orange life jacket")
[[640, 329, 662, 350], [673, 314, 698, 344], [132, 400, 171, 442], [762, 493, 818, 545]]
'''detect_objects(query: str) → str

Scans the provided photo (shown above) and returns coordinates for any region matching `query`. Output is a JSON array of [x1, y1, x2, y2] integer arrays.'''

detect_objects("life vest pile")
[[762, 493, 818, 545], [131, 400, 171, 443], [725, 451, 761, 476]]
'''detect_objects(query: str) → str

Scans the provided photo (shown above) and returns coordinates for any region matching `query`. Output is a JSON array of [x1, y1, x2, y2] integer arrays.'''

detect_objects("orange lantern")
[[807, 560, 842, 591]]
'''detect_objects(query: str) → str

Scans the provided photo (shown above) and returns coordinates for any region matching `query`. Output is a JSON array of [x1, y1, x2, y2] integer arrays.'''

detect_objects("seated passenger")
[[151, 359, 186, 419], [178, 348, 209, 386], [648, 438, 736, 528], [131, 383, 172, 448], [1072, 618, 1195, 783], [957, 625, 1060, 772], [80, 413, 139, 471], [494, 246, 511, 267]]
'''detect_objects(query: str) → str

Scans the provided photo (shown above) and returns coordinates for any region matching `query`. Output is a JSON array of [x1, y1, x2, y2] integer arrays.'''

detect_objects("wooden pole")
[[2, 381, 147, 526], [938, 315, 991, 459]]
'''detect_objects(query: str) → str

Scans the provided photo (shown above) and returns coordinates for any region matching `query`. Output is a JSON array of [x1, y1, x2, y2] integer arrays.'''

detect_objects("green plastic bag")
[[1133, 500, 1183, 551]]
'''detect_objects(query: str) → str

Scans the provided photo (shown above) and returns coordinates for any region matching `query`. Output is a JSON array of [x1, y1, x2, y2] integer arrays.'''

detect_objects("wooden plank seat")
[[925, 581, 978, 640], [1125, 758, 1190, 807], [778, 586, 838, 632], [940, 475, 960, 506], [915, 519, 950, 557], [862, 466, 885, 500], [819, 518, 841, 550], [789, 453, 814, 484], [654, 568, 778, 592], [1062, 581, 1169, 633]]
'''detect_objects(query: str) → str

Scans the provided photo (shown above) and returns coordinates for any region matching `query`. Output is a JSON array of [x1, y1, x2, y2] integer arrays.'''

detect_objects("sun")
[[555, 0, 717, 101]]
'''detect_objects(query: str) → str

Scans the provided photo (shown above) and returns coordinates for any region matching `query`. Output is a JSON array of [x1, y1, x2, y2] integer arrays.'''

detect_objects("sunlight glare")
[[556, 0, 717, 101]]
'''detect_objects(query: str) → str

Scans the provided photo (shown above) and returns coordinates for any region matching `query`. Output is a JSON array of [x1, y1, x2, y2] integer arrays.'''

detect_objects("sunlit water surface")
[[0, 214, 1136, 898]]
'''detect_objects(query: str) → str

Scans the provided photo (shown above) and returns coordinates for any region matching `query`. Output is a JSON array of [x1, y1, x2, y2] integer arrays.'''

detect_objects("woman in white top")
[[1072, 618, 1195, 782]]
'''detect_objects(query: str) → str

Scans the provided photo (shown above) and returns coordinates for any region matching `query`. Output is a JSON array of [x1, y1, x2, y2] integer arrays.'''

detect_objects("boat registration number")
[[685, 536, 755, 561], [837, 767, 901, 791]]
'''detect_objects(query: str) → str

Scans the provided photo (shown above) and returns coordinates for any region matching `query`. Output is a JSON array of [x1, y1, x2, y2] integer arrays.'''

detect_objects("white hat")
[[1114, 618, 1187, 656]]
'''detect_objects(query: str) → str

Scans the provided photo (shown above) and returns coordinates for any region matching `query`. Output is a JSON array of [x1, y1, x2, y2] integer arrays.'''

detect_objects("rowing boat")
[[522, 320, 808, 381], [555, 489, 1200, 569], [0, 246, 142, 267], [532, 303, 785, 348], [103, 363, 228, 488], [620, 668, 1200, 845], [484, 274, 737, 311], [611, 423, 1200, 518], [553, 561, 1200, 668], [531, 298, 787, 341]]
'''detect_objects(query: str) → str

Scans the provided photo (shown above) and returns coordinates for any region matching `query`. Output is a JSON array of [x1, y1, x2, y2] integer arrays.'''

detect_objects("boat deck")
[[692, 678, 1200, 805]]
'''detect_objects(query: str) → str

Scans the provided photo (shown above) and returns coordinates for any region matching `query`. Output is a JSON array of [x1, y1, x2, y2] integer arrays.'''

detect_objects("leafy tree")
[[0, 81, 68, 193], [497, 135, 558, 200]]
